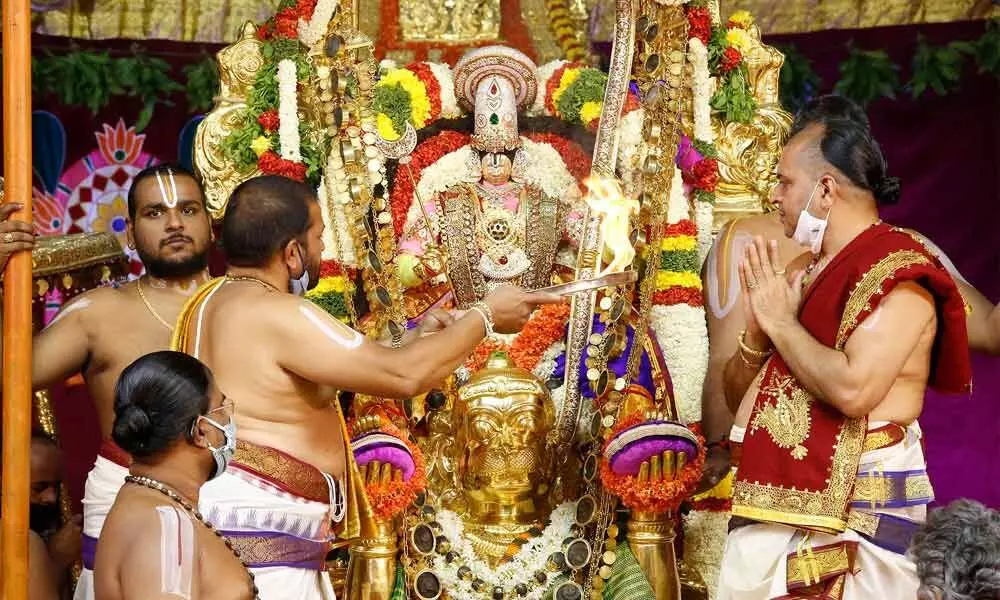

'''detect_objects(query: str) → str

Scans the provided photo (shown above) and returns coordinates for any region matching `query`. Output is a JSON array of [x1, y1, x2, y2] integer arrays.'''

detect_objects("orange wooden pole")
[[2, 0, 34, 594]]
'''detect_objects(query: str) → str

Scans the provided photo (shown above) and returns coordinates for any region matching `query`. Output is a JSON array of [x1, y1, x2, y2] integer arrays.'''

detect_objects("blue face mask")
[[290, 244, 311, 296]]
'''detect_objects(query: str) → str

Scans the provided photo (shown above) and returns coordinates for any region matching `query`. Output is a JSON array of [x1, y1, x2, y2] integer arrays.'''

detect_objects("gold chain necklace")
[[226, 275, 282, 293], [136, 278, 173, 331], [125, 475, 260, 599]]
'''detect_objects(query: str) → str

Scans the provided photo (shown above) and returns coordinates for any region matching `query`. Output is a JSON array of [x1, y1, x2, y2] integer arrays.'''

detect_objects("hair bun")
[[876, 176, 901, 205], [112, 404, 153, 454]]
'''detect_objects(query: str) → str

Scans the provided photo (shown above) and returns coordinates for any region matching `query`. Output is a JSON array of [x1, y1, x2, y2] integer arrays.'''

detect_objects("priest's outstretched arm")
[[268, 285, 562, 399]]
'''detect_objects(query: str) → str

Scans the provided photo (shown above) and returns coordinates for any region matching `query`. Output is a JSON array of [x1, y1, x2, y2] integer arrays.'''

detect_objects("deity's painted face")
[[480, 153, 513, 186], [457, 389, 554, 499]]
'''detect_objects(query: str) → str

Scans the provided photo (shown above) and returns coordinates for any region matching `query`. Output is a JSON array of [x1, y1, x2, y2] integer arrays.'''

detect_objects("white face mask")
[[290, 244, 311, 296], [792, 181, 832, 254], [199, 415, 236, 480]]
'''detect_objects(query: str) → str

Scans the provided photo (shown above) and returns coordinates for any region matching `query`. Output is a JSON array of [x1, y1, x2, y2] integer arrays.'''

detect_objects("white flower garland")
[[617, 109, 645, 183], [695, 201, 714, 268], [682, 509, 730, 600], [320, 151, 360, 267], [276, 59, 301, 162], [666, 166, 689, 224], [689, 38, 714, 145], [433, 502, 576, 600], [297, 0, 337, 48], [318, 176, 340, 262], [650, 304, 707, 424], [532, 341, 565, 382], [428, 62, 461, 119], [518, 138, 578, 199], [530, 60, 569, 117]]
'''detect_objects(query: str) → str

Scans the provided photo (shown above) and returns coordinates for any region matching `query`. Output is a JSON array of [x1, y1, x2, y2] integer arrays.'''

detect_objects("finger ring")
[[747, 280, 758, 290], [3, 233, 12, 244], [774, 269, 787, 276]]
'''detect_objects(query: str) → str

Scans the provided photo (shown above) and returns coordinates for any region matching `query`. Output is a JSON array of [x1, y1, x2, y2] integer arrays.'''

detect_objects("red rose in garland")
[[686, 7, 712, 45], [273, 9, 300, 39], [691, 158, 719, 193], [257, 110, 280, 133], [259, 151, 307, 182], [720, 46, 743, 73]]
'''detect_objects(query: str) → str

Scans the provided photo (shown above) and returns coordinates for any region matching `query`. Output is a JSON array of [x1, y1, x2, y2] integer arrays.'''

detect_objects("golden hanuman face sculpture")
[[454, 352, 555, 521]]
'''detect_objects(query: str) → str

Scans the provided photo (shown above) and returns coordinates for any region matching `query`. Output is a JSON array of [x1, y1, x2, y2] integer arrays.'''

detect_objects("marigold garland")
[[464, 303, 571, 372], [652, 288, 704, 307], [347, 414, 427, 520], [599, 422, 706, 514]]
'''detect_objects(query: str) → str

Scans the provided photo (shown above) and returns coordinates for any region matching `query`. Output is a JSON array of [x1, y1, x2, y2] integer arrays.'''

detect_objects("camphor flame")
[[583, 175, 639, 276]]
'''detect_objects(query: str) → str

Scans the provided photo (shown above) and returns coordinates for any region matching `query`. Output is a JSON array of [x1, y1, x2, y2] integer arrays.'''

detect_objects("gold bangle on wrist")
[[738, 329, 772, 359]]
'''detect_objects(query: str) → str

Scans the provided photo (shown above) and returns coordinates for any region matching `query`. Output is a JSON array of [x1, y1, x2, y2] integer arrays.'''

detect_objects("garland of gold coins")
[[579, 4, 690, 599], [319, 24, 408, 340], [125, 475, 260, 599]]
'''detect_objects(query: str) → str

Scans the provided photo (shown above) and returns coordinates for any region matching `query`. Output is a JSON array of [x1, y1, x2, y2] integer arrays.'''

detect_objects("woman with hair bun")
[[93, 351, 257, 600]]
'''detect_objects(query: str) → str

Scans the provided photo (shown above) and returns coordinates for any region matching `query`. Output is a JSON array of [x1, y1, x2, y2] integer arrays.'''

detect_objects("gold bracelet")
[[737, 346, 767, 370], [738, 329, 773, 359]]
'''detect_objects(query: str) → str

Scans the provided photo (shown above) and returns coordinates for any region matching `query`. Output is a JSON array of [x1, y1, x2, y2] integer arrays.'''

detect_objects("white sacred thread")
[[299, 304, 363, 349], [43, 297, 92, 330], [706, 232, 753, 319], [154, 170, 180, 209], [156, 505, 195, 599]]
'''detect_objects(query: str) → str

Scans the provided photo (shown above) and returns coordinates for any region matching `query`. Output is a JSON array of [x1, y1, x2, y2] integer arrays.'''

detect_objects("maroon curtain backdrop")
[[767, 20, 1000, 508]]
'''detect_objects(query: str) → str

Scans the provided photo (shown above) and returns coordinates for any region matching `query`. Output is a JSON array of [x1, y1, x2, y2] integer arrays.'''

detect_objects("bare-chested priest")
[[0, 164, 214, 599], [171, 175, 559, 599], [95, 351, 254, 600]]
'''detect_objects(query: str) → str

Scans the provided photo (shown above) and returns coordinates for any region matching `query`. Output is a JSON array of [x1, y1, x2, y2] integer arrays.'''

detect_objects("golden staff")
[[2, 0, 35, 593]]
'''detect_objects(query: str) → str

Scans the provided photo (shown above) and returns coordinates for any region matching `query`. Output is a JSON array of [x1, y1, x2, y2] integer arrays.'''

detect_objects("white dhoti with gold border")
[[198, 441, 345, 600], [717, 422, 931, 600]]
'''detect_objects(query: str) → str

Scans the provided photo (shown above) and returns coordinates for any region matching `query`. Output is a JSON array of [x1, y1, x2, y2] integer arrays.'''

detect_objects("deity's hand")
[[741, 237, 804, 337], [0, 203, 35, 273], [484, 285, 564, 334], [636, 450, 688, 484], [417, 309, 456, 335], [359, 460, 405, 485]]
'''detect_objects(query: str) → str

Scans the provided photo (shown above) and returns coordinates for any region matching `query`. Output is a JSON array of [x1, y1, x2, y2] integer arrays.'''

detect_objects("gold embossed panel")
[[720, 0, 997, 35], [398, 0, 501, 41]]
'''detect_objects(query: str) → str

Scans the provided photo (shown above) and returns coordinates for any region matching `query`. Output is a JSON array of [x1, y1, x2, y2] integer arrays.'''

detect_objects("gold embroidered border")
[[835, 250, 931, 349], [731, 415, 867, 534], [845, 510, 879, 537], [860, 425, 904, 454], [232, 440, 330, 503], [785, 541, 858, 590], [851, 472, 933, 507]]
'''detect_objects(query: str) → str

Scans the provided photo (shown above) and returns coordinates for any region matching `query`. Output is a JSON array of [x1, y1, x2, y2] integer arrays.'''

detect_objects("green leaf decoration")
[[834, 45, 900, 106], [973, 19, 1000, 78], [182, 56, 220, 113], [776, 44, 822, 114], [555, 68, 607, 124], [711, 65, 756, 123], [909, 35, 966, 98], [373, 82, 414, 136]]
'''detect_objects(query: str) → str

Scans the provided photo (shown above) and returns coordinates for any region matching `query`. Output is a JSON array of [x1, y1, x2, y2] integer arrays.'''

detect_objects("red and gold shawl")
[[731, 223, 971, 533]]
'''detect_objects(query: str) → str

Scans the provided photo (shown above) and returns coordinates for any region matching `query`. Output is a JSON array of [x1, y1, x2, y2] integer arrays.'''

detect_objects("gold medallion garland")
[[320, 26, 409, 339], [577, 5, 690, 599]]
